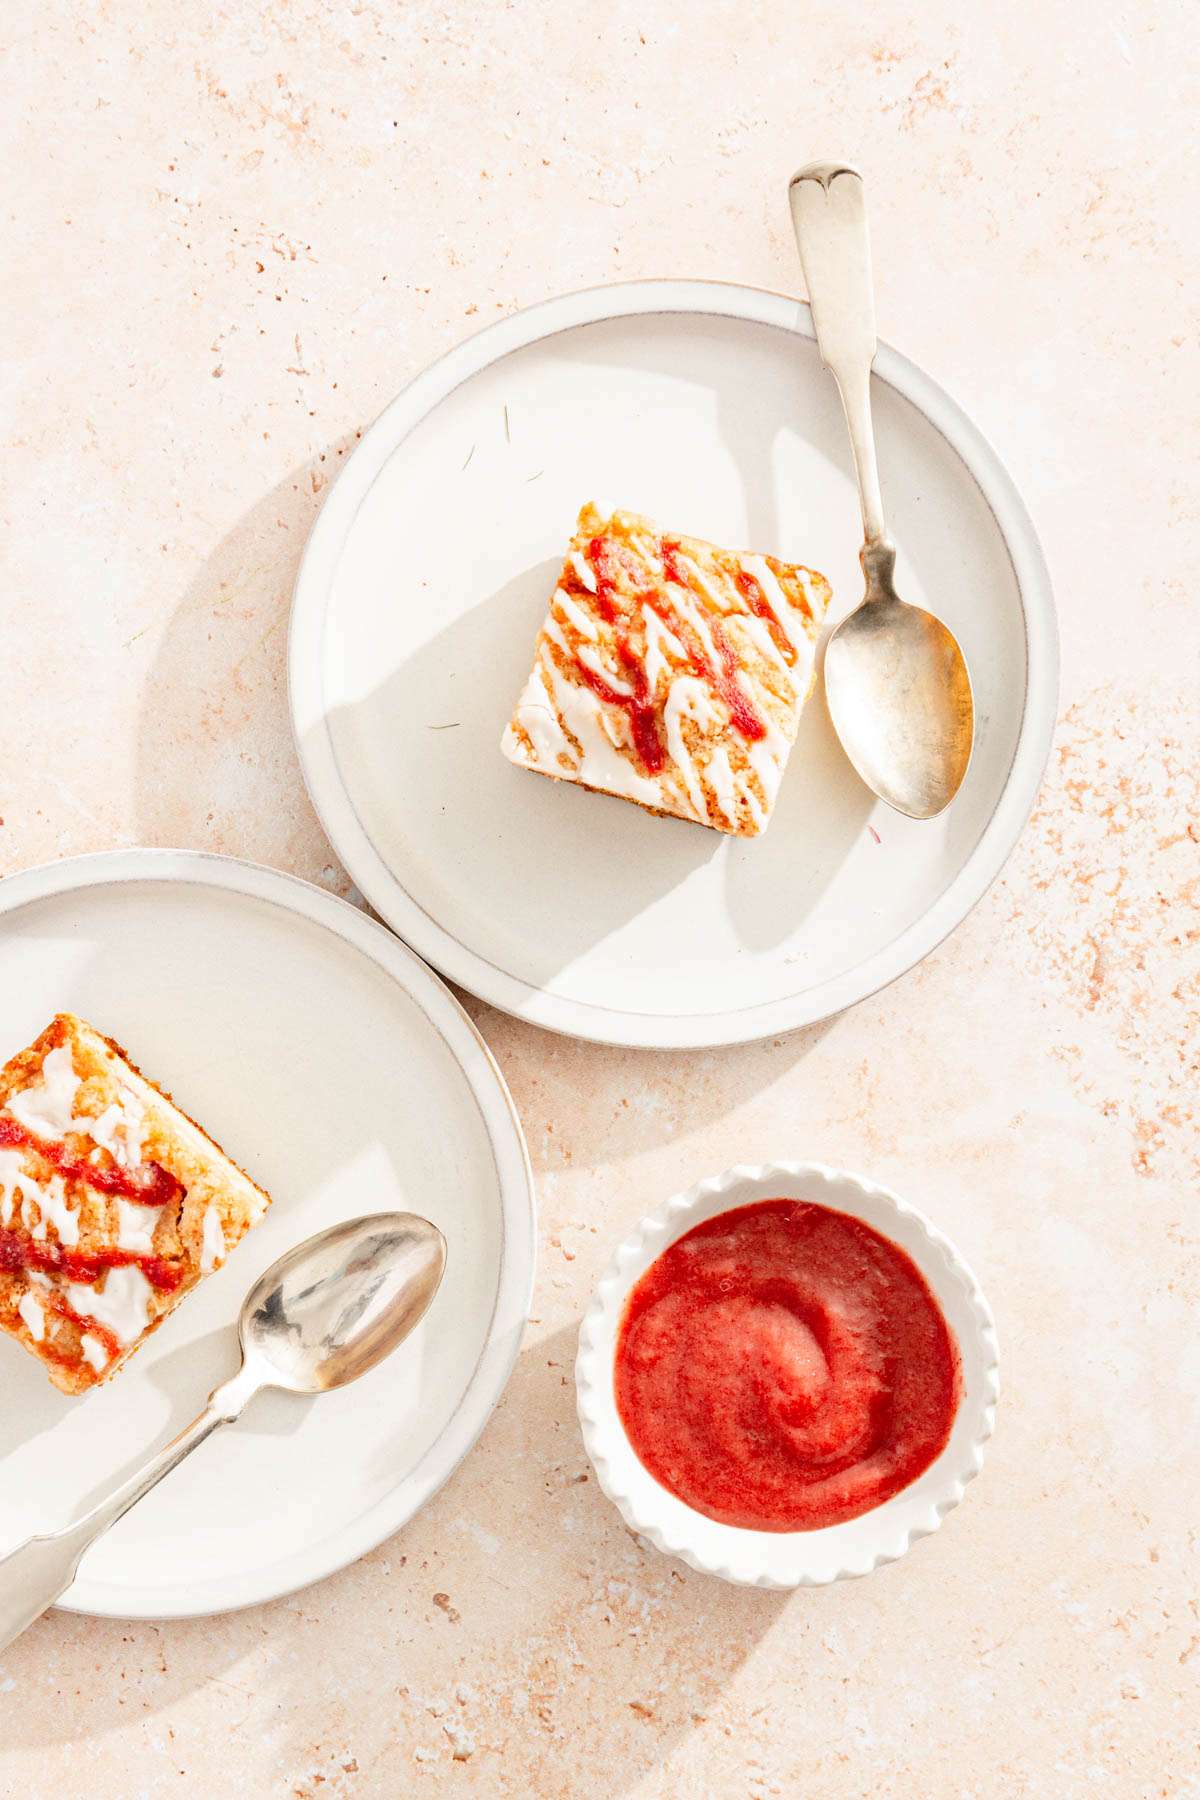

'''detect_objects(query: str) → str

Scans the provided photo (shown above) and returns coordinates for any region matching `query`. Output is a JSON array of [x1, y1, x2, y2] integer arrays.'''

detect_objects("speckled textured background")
[[2, 2, 1198, 1794]]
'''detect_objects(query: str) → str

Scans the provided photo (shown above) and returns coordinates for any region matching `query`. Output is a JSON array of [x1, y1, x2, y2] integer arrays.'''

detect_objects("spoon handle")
[[0, 1364, 260, 1651], [789, 163, 888, 549]]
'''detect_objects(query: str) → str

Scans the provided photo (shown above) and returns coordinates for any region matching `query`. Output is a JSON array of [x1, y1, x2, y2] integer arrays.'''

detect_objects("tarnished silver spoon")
[[0, 1212, 446, 1649], [789, 161, 974, 819]]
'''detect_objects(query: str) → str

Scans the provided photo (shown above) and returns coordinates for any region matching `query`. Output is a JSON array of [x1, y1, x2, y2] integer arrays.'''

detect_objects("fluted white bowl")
[[576, 1162, 999, 1587]]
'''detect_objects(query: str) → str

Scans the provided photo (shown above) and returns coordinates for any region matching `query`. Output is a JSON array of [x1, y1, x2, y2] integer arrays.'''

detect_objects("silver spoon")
[[789, 162, 974, 819], [0, 1211, 446, 1649]]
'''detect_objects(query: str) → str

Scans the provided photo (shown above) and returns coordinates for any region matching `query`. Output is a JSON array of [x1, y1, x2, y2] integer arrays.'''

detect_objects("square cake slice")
[[0, 1014, 271, 1395], [502, 503, 832, 837]]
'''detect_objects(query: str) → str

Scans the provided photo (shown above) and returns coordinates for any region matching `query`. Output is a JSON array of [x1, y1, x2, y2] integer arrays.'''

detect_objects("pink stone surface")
[[2, 2, 1198, 1794]]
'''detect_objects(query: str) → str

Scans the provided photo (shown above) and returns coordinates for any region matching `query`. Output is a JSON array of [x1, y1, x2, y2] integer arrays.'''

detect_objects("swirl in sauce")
[[614, 1198, 961, 1531]]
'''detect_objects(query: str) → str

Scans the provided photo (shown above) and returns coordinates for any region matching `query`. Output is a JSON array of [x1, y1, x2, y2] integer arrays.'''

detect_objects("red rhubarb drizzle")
[[0, 1227, 183, 1294], [571, 531, 770, 765], [586, 535, 621, 625], [570, 648, 665, 773], [0, 1113, 181, 1206], [558, 538, 661, 771], [658, 540, 690, 591], [736, 566, 798, 662], [657, 542, 766, 742], [43, 1292, 122, 1365]]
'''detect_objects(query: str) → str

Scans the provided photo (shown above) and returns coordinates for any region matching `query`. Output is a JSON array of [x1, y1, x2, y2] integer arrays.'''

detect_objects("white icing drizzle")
[[568, 550, 597, 593], [45, 1177, 79, 1246], [598, 709, 627, 752], [506, 663, 572, 767], [741, 554, 813, 658], [642, 606, 687, 693], [540, 617, 568, 653], [787, 632, 816, 698], [574, 641, 633, 696], [67, 1264, 153, 1348], [663, 578, 721, 670], [86, 1087, 146, 1169], [793, 566, 824, 617], [200, 1204, 226, 1274], [26, 1173, 78, 1246], [553, 590, 599, 641], [735, 610, 791, 678], [80, 1334, 109, 1372], [746, 710, 790, 816], [4, 1153, 78, 1247], [17, 1289, 45, 1342], [663, 677, 723, 823], [667, 548, 730, 614], [8, 1046, 81, 1139], [540, 657, 663, 807], [116, 1199, 160, 1253], [706, 745, 739, 827]]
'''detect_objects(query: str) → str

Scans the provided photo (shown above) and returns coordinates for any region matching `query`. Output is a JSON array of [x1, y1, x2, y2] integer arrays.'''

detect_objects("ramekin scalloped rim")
[[576, 1162, 999, 1588]]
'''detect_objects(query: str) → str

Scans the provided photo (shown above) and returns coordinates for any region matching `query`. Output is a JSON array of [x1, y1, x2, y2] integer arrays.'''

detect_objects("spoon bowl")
[[241, 1212, 448, 1393], [824, 545, 975, 820]]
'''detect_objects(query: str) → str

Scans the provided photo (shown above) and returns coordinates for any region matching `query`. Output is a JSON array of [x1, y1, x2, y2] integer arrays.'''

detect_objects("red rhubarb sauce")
[[613, 1198, 961, 1531], [570, 533, 769, 771]]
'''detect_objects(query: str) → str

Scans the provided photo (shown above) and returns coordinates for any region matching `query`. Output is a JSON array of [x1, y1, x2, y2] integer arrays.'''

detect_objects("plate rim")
[[289, 277, 1059, 1048], [0, 847, 536, 1620]]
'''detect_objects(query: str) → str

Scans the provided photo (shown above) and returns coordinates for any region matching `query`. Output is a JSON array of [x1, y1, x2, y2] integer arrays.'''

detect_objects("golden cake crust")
[[0, 1014, 271, 1394], [502, 504, 831, 836]]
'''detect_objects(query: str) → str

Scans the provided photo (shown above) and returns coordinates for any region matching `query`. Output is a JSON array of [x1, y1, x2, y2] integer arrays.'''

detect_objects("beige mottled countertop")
[[3, 2, 1197, 1794]]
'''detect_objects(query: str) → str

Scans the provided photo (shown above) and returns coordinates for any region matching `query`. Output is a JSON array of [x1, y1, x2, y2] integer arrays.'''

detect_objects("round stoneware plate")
[[290, 280, 1057, 1048], [0, 851, 535, 1619]]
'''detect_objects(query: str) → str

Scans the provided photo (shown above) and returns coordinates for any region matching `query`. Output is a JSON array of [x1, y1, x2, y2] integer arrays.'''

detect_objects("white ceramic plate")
[[0, 850, 534, 1619], [290, 280, 1057, 1048], [577, 1163, 998, 1587]]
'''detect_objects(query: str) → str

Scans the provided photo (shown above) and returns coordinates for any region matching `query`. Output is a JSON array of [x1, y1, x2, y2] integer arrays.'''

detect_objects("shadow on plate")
[[55, 1328, 317, 1532], [118, 440, 865, 1137], [310, 554, 874, 1009], [0, 1323, 793, 1797]]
